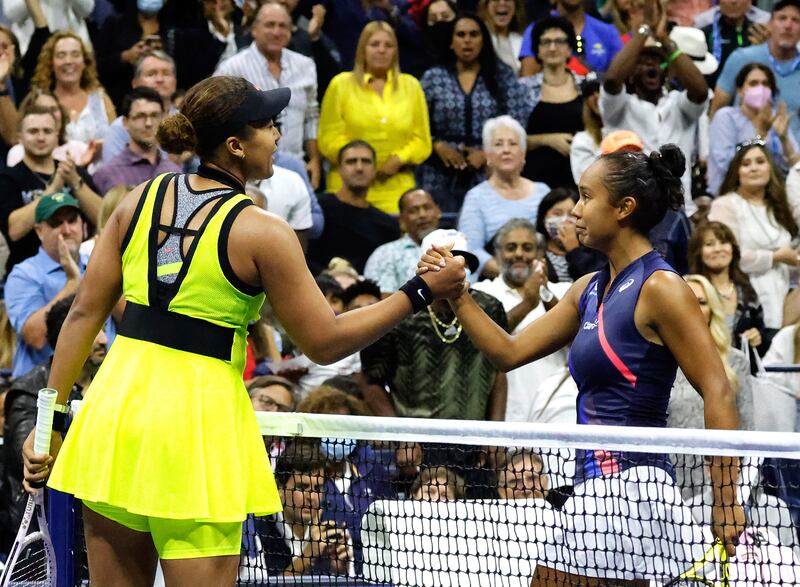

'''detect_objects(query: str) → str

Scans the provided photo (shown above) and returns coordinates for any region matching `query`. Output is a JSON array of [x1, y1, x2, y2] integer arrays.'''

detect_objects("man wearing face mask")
[[711, 0, 800, 145], [600, 0, 709, 214]]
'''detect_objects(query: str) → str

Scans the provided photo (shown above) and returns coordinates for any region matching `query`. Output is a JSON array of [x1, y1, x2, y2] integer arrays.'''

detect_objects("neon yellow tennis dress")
[[49, 172, 282, 524]]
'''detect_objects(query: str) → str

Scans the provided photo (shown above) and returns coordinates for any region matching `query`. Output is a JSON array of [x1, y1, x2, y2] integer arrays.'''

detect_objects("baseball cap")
[[774, 0, 800, 12], [600, 130, 645, 155], [420, 228, 480, 273], [35, 192, 80, 223], [203, 80, 291, 147]]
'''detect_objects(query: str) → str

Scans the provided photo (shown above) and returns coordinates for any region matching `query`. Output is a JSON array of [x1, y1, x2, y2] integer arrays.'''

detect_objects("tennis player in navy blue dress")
[[420, 144, 746, 585]]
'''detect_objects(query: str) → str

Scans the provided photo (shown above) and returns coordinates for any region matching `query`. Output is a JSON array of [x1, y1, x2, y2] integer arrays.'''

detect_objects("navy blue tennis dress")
[[530, 251, 713, 580]]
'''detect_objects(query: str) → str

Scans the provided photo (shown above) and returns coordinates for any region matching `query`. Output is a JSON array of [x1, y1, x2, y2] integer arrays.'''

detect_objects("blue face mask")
[[137, 0, 163, 15], [320, 437, 358, 461]]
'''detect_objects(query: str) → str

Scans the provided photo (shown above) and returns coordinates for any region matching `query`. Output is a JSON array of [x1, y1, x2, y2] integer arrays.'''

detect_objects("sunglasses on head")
[[735, 138, 766, 152]]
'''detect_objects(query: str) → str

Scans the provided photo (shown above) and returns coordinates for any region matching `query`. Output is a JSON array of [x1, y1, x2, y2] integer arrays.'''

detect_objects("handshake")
[[405, 229, 480, 306]]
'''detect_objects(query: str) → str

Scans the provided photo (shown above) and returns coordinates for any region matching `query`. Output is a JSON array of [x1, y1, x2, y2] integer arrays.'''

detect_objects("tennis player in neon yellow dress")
[[22, 76, 467, 586]]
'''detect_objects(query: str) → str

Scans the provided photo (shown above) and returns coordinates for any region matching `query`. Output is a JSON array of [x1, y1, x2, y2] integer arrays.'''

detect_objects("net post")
[[47, 488, 76, 587]]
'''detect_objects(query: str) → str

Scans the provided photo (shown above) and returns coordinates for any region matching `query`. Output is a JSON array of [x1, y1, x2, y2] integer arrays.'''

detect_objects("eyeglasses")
[[253, 394, 293, 412], [735, 137, 766, 152], [539, 38, 569, 47]]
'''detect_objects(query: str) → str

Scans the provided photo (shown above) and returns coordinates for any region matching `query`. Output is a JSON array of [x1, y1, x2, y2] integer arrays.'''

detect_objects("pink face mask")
[[743, 85, 772, 110]]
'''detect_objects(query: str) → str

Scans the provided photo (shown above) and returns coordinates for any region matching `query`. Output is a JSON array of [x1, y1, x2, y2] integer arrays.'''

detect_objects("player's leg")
[[161, 555, 240, 586], [82, 504, 159, 587], [157, 518, 242, 586]]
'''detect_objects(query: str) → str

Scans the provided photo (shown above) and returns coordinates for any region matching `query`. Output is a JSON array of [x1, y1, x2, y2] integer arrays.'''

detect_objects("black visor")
[[202, 82, 291, 147]]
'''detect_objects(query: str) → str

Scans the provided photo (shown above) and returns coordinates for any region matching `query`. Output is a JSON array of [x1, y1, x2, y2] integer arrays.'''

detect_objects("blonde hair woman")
[[318, 21, 432, 214]]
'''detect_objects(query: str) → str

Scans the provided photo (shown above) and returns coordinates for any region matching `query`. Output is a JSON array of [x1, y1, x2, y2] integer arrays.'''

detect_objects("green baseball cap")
[[35, 192, 80, 223]]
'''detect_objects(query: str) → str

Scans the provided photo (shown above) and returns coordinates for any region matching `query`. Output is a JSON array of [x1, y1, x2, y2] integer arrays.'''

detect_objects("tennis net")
[[56, 410, 800, 586]]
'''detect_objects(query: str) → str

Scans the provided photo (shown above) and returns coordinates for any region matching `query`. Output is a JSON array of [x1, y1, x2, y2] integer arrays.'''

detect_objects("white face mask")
[[545, 215, 568, 239]]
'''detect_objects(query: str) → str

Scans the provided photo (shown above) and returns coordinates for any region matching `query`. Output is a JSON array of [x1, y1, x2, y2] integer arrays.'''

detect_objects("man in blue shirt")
[[519, 0, 622, 76], [711, 0, 800, 143], [4, 193, 111, 378]]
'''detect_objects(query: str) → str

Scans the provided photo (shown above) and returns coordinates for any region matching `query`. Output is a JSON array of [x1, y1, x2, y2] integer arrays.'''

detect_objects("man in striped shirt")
[[214, 2, 322, 188]]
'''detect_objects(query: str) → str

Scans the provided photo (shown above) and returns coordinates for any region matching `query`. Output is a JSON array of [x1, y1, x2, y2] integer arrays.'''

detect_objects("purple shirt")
[[92, 146, 181, 196]]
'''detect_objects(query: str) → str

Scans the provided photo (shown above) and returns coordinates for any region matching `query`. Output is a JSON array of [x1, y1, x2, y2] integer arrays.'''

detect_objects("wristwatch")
[[539, 285, 555, 303], [637, 24, 651, 37]]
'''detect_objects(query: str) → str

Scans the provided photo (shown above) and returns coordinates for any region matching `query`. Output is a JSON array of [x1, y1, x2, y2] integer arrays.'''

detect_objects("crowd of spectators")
[[1, 0, 800, 577]]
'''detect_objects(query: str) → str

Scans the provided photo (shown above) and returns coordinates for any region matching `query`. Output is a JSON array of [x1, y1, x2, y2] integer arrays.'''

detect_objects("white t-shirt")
[[255, 165, 313, 230], [472, 276, 573, 423]]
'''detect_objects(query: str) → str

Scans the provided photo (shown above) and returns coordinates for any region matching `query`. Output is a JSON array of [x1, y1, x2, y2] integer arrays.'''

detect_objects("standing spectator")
[[254, 163, 313, 250], [2, 0, 92, 55], [472, 219, 571, 422], [519, 0, 622, 76], [419, 0, 457, 73], [417, 13, 529, 213], [600, 7, 709, 213], [5, 193, 103, 377], [534, 187, 604, 283], [215, 2, 321, 187], [318, 21, 432, 214], [520, 17, 584, 188], [710, 0, 800, 145], [0, 106, 100, 273], [709, 141, 799, 329], [478, 0, 526, 76], [688, 221, 771, 360], [311, 0, 422, 73], [101, 51, 178, 165], [606, 0, 645, 43], [707, 63, 799, 195], [364, 187, 441, 294], [91, 87, 179, 196], [694, 0, 770, 86], [569, 75, 602, 184], [30, 31, 116, 144], [93, 0, 168, 110], [307, 140, 400, 274], [0, 0, 51, 110], [458, 115, 550, 278]]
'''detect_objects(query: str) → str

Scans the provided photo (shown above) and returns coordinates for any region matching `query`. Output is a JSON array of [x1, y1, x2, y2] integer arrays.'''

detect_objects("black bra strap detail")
[[118, 302, 235, 361], [158, 224, 200, 236]]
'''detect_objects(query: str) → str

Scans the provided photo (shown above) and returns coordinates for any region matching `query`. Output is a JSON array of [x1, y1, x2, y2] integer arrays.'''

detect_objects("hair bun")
[[157, 112, 197, 154], [646, 144, 685, 211], [653, 144, 686, 180]]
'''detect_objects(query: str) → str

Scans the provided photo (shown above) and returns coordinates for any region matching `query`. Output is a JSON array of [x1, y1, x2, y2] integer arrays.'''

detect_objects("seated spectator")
[[519, 0, 622, 76], [254, 164, 313, 250], [419, 0, 457, 72], [0, 106, 100, 273], [215, 3, 321, 188], [247, 374, 298, 413], [707, 63, 799, 196], [459, 115, 550, 278], [307, 140, 400, 274], [410, 465, 466, 501], [478, 0, 526, 76], [254, 439, 351, 576], [0, 294, 106, 550], [297, 386, 396, 573], [7, 88, 90, 168], [520, 17, 584, 188], [534, 187, 604, 283], [494, 449, 549, 500], [31, 32, 116, 144], [4, 193, 113, 378], [708, 141, 799, 329], [101, 51, 178, 165], [318, 21, 432, 213], [315, 273, 345, 314], [693, 0, 770, 87], [668, 274, 752, 500], [569, 75, 601, 184], [601, 20, 709, 213], [91, 87, 179, 196], [472, 219, 571, 422], [710, 0, 800, 146], [688, 221, 772, 362], [364, 187, 441, 294], [417, 13, 529, 213], [341, 278, 382, 311]]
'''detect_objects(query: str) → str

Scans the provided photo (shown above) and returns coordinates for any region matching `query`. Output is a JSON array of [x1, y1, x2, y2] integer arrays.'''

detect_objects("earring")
[[239, 152, 246, 160]]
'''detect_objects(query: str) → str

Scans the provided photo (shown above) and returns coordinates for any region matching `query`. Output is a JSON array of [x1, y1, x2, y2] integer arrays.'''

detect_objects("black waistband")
[[118, 302, 235, 361]]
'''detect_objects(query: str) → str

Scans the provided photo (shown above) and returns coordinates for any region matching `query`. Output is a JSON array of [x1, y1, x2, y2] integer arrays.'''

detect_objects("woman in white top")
[[31, 31, 115, 144], [478, 0, 526, 76], [708, 141, 800, 329]]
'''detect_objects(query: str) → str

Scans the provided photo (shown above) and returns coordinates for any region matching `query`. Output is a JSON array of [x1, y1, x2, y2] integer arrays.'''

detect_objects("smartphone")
[[144, 35, 161, 46]]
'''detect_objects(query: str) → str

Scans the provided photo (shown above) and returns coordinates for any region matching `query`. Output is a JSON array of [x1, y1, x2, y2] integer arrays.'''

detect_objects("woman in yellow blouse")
[[318, 21, 432, 213]]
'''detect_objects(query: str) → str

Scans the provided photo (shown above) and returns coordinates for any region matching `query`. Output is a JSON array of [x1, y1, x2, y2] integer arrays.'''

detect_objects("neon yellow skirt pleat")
[[48, 335, 282, 522]]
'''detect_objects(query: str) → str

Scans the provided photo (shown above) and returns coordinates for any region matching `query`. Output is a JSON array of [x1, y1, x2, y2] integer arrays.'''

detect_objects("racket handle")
[[34, 388, 58, 456]]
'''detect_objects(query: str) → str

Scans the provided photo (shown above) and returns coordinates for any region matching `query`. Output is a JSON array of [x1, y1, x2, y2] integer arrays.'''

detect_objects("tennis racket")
[[0, 388, 59, 587]]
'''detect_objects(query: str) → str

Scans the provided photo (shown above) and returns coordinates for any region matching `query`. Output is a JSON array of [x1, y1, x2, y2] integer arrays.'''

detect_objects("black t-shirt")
[[0, 161, 96, 274], [307, 193, 400, 274]]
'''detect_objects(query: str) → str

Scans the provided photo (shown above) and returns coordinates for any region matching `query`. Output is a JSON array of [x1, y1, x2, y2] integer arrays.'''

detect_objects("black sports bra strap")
[[158, 224, 200, 236]]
